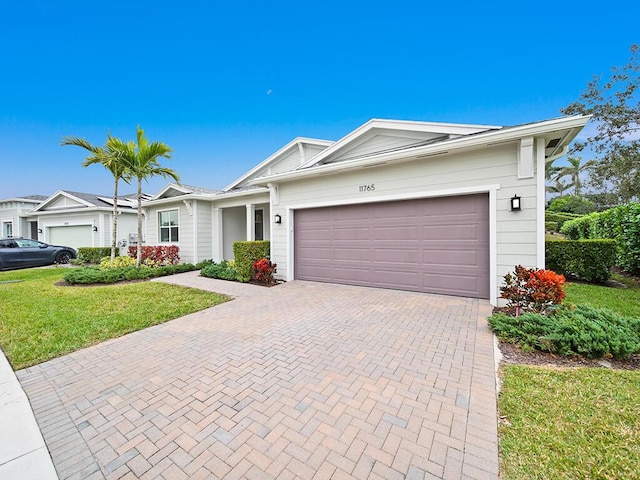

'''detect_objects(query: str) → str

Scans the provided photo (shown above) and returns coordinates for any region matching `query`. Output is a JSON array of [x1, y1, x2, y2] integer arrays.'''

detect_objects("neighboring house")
[[145, 116, 589, 305], [0, 195, 48, 239], [26, 190, 144, 251]]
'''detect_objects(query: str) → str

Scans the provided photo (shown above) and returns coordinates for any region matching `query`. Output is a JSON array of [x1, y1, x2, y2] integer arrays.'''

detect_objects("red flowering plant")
[[251, 258, 277, 285], [500, 265, 566, 316]]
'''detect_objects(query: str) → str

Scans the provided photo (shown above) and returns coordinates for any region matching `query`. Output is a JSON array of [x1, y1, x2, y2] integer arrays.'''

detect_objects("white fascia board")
[[212, 187, 270, 200], [25, 207, 128, 217], [0, 197, 43, 204], [252, 116, 591, 186], [223, 137, 334, 192], [297, 118, 502, 170], [142, 193, 214, 208]]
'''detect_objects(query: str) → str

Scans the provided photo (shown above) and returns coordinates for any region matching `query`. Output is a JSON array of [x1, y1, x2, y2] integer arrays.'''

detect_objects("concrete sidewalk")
[[0, 349, 57, 479]]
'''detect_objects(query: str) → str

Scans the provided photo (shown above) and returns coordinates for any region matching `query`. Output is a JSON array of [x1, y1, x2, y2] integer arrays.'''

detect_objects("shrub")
[[63, 263, 199, 284], [252, 258, 277, 284], [233, 241, 270, 282], [77, 247, 117, 264], [127, 245, 180, 265], [200, 261, 240, 281], [488, 305, 640, 359], [500, 265, 566, 315], [546, 238, 616, 283], [560, 202, 640, 274], [100, 256, 138, 269], [545, 211, 581, 232], [548, 195, 597, 215], [545, 221, 559, 232]]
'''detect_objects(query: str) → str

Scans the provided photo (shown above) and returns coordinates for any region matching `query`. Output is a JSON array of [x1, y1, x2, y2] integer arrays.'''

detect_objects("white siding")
[[271, 142, 541, 304], [269, 149, 302, 175], [222, 207, 245, 260], [195, 200, 213, 262], [324, 132, 445, 164]]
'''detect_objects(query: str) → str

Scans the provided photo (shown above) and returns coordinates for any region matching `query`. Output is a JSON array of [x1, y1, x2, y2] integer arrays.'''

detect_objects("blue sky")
[[1, 1, 638, 198]]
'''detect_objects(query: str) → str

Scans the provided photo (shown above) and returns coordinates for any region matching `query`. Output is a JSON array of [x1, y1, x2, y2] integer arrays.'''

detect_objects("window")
[[2, 222, 12, 238], [159, 210, 179, 242], [255, 209, 264, 241]]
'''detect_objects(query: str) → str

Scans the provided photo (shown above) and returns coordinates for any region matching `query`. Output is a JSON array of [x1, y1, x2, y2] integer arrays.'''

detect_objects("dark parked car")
[[0, 238, 77, 270]]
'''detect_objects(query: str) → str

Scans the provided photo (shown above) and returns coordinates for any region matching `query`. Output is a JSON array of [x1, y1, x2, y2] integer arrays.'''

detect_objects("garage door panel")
[[48, 225, 92, 250], [294, 194, 489, 299]]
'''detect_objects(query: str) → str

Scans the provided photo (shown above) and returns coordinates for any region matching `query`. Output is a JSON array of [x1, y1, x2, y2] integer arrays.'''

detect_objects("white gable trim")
[[32, 190, 95, 212], [297, 118, 501, 169], [253, 116, 590, 186], [152, 183, 193, 200], [223, 137, 333, 192]]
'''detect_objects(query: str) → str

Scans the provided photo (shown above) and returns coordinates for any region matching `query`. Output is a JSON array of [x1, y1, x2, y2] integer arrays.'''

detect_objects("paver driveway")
[[18, 273, 498, 479]]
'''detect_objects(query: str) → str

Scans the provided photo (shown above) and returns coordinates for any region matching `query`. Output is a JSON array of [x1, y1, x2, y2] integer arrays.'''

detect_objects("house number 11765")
[[358, 184, 375, 192]]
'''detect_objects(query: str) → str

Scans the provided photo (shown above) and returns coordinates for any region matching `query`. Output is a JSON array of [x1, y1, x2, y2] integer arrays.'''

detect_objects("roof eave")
[[251, 115, 591, 185]]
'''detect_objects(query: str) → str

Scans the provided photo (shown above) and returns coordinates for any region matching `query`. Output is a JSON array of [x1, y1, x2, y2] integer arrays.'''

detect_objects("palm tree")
[[61, 134, 131, 260], [125, 126, 180, 266], [546, 179, 573, 197], [555, 156, 593, 197]]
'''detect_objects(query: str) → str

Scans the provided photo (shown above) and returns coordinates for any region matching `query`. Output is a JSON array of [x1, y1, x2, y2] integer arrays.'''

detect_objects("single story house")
[[0, 195, 48, 239], [26, 190, 144, 251], [144, 115, 589, 305]]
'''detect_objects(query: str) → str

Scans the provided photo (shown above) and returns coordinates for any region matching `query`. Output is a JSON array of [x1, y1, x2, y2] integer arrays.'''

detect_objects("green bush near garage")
[[232, 240, 270, 282], [63, 263, 200, 284], [546, 238, 616, 283], [77, 247, 117, 264]]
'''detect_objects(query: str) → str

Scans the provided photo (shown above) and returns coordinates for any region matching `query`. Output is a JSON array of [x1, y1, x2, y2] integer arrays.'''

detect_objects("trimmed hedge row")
[[546, 238, 616, 283], [561, 202, 640, 273], [232, 241, 270, 282], [77, 247, 117, 264], [545, 211, 581, 232], [63, 263, 202, 284]]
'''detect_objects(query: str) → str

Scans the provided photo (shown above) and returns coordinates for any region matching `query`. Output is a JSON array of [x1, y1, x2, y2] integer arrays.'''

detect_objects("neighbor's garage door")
[[48, 225, 93, 250], [294, 194, 489, 298]]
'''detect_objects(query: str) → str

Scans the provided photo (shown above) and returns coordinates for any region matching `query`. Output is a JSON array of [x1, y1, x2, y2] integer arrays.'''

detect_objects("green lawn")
[[500, 366, 640, 480], [499, 275, 640, 479], [565, 273, 640, 318], [0, 267, 229, 369]]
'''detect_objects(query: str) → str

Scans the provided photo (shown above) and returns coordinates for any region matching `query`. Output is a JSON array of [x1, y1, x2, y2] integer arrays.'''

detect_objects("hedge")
[[560, 202, 640, 273], [546, 238, 616, 283], [544, 211, 581, 232], [77, 247, 118, 264], [63, 263, 199, 284], [233, 241, 270, 282]]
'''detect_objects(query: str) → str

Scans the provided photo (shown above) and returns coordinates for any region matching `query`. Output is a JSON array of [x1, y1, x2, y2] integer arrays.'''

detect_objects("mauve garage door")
[[294, 194, 489, 298]]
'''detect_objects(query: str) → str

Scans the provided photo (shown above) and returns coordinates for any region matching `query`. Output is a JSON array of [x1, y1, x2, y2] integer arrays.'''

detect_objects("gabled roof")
[[0, 194, 48, 204], [32, 190, 140, 212], [251, 115, 591, 185], [296, 118, 501, 169], [152, 183, 221, 200], [223, 137, 333, 192]]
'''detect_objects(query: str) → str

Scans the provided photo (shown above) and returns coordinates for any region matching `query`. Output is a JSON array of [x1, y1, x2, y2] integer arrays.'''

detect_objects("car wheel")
[[56, 251, 72, 264]]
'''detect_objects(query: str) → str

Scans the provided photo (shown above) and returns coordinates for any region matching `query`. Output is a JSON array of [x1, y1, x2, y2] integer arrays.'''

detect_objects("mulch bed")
[[498, 341, 640, 371]]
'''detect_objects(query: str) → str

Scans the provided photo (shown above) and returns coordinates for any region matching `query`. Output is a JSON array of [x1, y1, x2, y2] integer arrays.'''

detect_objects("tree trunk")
[[137, 177, 143, 267], [111, 178, 119, 261]]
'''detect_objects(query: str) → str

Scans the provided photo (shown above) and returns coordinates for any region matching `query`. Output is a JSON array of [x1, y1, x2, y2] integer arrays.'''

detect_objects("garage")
[[294, 193, 490, 298], [48, 225, 93, 250]]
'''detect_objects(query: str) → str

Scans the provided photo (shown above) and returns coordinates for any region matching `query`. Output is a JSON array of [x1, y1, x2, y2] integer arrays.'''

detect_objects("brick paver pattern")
[[18, 273, 498, 479]]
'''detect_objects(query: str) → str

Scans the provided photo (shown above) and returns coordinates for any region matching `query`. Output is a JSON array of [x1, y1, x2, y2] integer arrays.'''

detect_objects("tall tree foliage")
[[561, 44, 640, 203], [61, 134, 131, 260], [124, 126, 179, 267], [555, 156, 593, 197]]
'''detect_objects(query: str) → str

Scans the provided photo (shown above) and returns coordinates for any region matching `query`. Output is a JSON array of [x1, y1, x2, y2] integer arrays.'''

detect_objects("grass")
[[499, 366, 640, 480], [499, 273, 640, 479], [0, 267, 229, 369], [565, 272, 640, 318]]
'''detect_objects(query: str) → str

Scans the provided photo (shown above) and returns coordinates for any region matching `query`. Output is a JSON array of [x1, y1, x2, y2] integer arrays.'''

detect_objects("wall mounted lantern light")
[[38, 228, 43, 234], [510, 195, 522, 211], [93, 226, 98, 232], [274, 214, 282, 224]]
